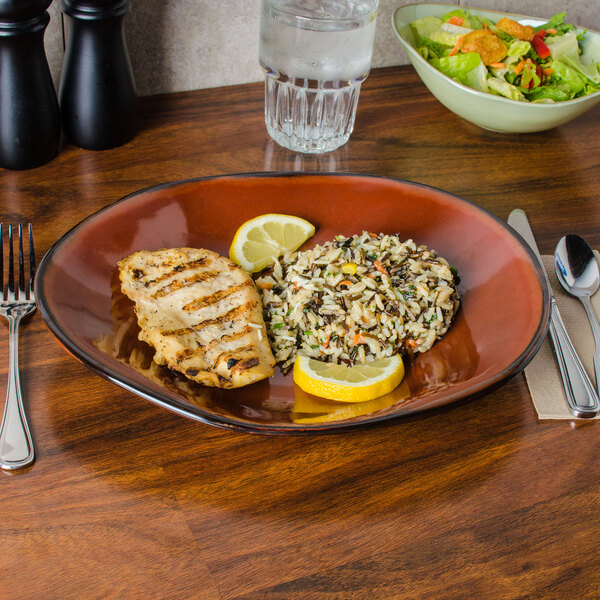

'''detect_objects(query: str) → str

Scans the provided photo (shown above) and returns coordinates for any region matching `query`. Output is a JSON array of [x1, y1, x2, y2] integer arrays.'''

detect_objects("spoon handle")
[[549, 298, 600, 418], [580, 296, 600, 394]]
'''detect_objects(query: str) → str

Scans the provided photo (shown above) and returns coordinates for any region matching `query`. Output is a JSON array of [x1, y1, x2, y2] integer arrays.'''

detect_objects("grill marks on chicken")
[[118, 248, 275, 388], [182, 281, 253, 312], [152, 269, 221, 298], [162, 299, 258, 336]]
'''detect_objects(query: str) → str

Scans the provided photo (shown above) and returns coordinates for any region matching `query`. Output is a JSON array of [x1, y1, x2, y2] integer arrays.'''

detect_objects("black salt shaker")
[[0, 0, 61, 170], [59, 0, 136, 150]]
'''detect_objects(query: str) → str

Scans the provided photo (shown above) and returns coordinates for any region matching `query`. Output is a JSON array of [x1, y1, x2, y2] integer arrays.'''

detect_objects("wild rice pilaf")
[[256, 232, 460, 371]]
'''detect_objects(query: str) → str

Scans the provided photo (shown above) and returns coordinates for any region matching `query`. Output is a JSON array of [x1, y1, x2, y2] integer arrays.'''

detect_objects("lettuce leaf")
[[546, 31, 580, 62], [465, 62, 489, 92], [429, 53, 482, 86], [441, 9, 482, 30], [583, 80, 600, 95], [417, 36, 446, 59], [429, 23, 472, 47], [507, 39, 531, 58], [442, 9, 467, 21], [547, 30, 600, 91], [525, 85, 572, 102], [537, 12, 575, 35], [562, 54, 600, 85], [520, 61, 540, 90], [487, 77, 526, 101], [411, 17, 443, 41], [552, 60, 586, 95]]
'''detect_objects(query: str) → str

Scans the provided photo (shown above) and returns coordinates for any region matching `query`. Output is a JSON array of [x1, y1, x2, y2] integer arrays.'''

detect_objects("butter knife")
[[508, 209, 600, 418]]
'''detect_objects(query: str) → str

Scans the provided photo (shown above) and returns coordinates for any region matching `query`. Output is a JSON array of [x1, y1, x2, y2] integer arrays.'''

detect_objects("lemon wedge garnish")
[[229, 213, 315, 273], [292, 355, 405, 403]]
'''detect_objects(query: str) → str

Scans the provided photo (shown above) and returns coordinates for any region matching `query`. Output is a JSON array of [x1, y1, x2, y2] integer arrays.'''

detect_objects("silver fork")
[[0, 224, 36, 470]]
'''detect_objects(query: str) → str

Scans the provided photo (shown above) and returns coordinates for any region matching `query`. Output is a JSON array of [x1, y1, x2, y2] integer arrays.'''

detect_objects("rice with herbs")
[[256, 231, 460, 371]]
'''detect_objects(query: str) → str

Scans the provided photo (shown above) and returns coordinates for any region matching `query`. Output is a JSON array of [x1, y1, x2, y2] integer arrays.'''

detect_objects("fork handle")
[[549, 298, 600, 418], [0, 315, 35, 470]]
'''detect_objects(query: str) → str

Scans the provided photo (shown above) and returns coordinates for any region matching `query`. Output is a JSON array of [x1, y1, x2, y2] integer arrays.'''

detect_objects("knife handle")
[[549, 299, 600, 418]]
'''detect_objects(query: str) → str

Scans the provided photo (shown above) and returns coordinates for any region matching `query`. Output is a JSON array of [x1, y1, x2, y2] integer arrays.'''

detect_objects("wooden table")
[[1, 66, 599, 600]]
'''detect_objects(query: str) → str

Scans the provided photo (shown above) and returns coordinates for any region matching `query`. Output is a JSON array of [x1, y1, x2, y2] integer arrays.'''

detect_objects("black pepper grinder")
[[59, 0, 136, 150], [0, 0, 61, 170]]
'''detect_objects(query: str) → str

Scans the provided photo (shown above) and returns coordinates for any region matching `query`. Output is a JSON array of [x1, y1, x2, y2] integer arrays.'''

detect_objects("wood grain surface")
[[1, 66, 599, 600]]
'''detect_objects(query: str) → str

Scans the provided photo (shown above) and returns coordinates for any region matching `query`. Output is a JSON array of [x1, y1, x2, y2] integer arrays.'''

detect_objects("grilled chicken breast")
[[118, 248, 275, 388]]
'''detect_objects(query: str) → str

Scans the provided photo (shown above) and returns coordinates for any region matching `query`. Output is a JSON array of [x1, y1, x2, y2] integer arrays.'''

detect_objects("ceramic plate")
[[36, 173, 550, 433]]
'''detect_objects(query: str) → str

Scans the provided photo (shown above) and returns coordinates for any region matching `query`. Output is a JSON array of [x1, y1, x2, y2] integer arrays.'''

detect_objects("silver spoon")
[[555, 235, 600, 395]]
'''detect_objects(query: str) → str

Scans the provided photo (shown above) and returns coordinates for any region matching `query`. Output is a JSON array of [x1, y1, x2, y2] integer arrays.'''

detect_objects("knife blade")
[[508, 209, 599, 418]]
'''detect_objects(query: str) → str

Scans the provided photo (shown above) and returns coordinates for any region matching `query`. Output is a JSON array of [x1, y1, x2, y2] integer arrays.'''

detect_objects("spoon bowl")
[[555, 235, 600, 395], [555, 235, 600, 298]]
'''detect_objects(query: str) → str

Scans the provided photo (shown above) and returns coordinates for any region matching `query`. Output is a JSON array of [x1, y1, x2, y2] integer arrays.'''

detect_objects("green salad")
[[410, 10, 600, 102]]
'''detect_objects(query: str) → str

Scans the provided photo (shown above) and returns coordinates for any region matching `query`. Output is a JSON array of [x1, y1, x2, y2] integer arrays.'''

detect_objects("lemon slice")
[[293, 355, 405, 403], [229, 213, 315, 273]]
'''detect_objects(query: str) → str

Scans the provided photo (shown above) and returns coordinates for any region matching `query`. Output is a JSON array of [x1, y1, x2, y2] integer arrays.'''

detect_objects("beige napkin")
[[524, 252, 600, 419]]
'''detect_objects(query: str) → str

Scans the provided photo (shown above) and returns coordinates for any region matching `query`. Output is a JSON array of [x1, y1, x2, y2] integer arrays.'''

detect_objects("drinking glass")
[[259, 0, 378, 154]]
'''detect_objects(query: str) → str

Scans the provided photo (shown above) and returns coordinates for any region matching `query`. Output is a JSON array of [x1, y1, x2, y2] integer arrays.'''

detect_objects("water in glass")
[[259, 0, 378, 154]]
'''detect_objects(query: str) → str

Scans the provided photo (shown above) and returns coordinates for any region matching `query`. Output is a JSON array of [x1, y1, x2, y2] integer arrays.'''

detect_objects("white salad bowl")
[[392, 3, 600, 133]]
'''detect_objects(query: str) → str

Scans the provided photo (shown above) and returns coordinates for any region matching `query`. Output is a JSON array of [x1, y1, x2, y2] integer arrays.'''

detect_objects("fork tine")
[[7, 224, 15, 301], [28, 223, 36, 298], [18, 223, 25, 300], [0, 223, 3, 301]]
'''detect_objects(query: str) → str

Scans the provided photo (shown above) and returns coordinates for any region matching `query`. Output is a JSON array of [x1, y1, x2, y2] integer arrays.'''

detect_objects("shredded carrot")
[[368, 232, 378, 238], [338, 279, 354, 288], [405, 338, 420, 349], [447, 16, 464, 26], [258, 281, 273, 290], [489, 62, 505, 69], [323, 332, 332, 348], [293, 281, 301, 290], [546, 28, 557, 34], [374, 260, 389, 276], [448, 35, 464, 57], [353, 333, 366, 345], [513, 59, 527, 74]]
